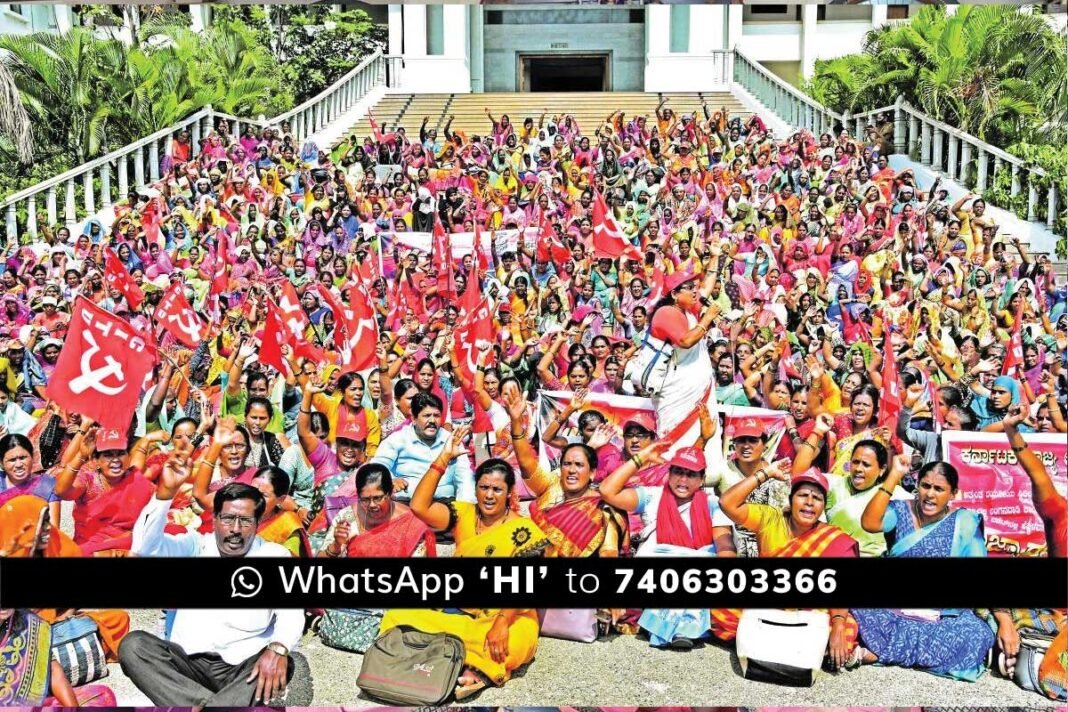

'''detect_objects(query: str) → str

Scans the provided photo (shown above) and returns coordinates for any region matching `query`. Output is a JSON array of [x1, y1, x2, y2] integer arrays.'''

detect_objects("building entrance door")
[[519, 53, 609, 92]]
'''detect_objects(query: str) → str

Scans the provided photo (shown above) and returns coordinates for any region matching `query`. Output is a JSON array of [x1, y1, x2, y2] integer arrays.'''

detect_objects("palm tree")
[[0, 59, 33, 164]]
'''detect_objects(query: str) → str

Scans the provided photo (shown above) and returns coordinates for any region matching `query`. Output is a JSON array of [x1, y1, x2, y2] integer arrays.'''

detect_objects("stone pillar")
[[799, 3, 819, 79], [403, 4, 428, 57]]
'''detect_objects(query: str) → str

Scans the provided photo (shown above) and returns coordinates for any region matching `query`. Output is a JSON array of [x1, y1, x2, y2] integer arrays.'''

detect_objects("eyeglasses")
[[216, 514, 256, 529], [358, 494, 389, 507], [222, 442, 247, 452]]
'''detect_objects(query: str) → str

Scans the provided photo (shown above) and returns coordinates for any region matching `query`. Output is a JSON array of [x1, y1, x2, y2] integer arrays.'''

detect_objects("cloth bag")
[[626, 331, 675, 396], [50, 616, 109, 686], [1012, 627, 1059, 696], [318, 608, 385, 654], [736, 609, 829, 687], [537, 609, 601, 643], [356, 626, 465, 705]]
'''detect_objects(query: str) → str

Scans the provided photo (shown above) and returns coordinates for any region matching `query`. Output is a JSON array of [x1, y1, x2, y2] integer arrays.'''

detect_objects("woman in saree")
[[600, 441, 736, 649], [504, 387, 627, 558], [644, 268, 721, 456], [305, 370, 381, 454], [51, 423, 157, 556], [804, 382, 890, 478], [318, 463, 435, 558], [0, 496, 130, 673], [0, 608, 115, 707], [714, 463, 860, 669], [850, 458, 1005, 679], [791, 424, 909, 557], [380, 425, 549, 699], [0, 434, 60, 522]]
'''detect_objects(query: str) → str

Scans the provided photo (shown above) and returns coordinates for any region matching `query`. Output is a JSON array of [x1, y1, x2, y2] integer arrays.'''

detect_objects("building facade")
[[385, 3, 930, 94]]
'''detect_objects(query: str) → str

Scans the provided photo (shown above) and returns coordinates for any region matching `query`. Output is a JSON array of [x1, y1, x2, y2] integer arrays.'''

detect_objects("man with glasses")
[[122, 468, 301, 707]]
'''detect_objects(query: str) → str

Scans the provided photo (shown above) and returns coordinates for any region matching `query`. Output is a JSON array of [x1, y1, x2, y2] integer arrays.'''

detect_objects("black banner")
[[2, 558, 1065, 609]]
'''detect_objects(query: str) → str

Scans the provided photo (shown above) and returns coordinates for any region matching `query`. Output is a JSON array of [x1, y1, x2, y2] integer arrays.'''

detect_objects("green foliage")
[[805, 6, 1067, 147], [804, 5, 1067, 257], [0, 10, 383, 199]]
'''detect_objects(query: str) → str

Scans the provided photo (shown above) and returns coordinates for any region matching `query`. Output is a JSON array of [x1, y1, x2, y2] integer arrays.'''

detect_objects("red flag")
[[104, 248, 144, 310], [316, 284, 367, 366], [453, 295, 495, 386], [277, 282, 325, 362], [1002, 301, 1025, 375], [343, 281, 380, 373], [591, 187, 642, 263], [259, 299, 288, 374], [210, 233, 230, 296], [141, 197, 163, 247], [878, 335, 903, 452], [537, 212, 570, 266], [46, 297, 156, 429], [432, 218, 457, 299], [155, 281, 207, 348], [474, 223, 491, 278]]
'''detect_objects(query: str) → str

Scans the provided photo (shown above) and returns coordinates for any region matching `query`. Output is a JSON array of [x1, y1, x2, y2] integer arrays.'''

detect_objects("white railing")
[[847, 97, 1058, 229], [2, 50, 385, 241], [732, 47, 842, 136]]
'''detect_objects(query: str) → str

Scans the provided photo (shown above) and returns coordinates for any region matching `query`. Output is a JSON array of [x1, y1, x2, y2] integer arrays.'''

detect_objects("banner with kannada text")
[[943, 430, 1068, 557]]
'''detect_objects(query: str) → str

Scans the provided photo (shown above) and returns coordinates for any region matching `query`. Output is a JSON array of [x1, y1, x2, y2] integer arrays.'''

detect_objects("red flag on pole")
[[315, 284, 352, 361], [141, 197, 163, 247], [276, 282, 326, 362], [46, 297, 156, 429], [1002, 301, 1025, 375], [877, 335, 903, 452], [104, 248, 144, 310], [432, 218, 457, 299], [453, 295, 495, 386], [536, 211, 570, 266], [210, 233, 230, 297], [342, 281, 381, 373], [155, 282, 207, 348], [259, 300, 288, 374], [591, 186, 642, 263]]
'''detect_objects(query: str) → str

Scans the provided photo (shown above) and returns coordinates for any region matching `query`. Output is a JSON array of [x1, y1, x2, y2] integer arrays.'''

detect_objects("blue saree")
[[851, 500, 994, 681]]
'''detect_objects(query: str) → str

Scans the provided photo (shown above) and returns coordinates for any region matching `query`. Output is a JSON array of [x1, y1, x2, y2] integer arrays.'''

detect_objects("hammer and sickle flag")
[[47, 297, 157, 429], [156, 281, 208, 348]]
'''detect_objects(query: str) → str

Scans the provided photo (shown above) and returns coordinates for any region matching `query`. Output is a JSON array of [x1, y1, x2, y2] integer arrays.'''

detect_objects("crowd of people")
[[1, 97, 1066, 707]]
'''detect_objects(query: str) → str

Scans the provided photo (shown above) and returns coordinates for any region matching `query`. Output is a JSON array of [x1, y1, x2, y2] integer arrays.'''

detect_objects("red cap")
[[664, 268, 697, 293], [667, 446, 706, 473], [623, 412, 658, 435], [730, 417, 765, 440], [95, 428, 127, 453], [791, 467, 829, 495], [498, 302, 512, 314], [336, 410, 368, 444]]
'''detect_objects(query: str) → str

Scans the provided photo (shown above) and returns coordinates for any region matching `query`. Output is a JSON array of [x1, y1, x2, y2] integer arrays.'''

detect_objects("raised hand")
[[213, 416, 240, 448], [887, 453, 910, 484], [766, 458, 792, 482], [813, 412, 835, 437], [638, 440, 672, 467], [569, 387, 590, 411], [502, 387, 527, 423], [442, 424, 471, 461], [158, 456, 194, 500], [333, 520, 352, 551], [586, 422, 616, 451], [1002, 403, 1028, 430], [698, 401, 717, 441]]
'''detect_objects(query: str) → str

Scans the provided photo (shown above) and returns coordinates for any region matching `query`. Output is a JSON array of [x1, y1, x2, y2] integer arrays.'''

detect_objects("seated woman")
[[791, 417, 909, 557], [51, 422, 157, 556], [318, 463, 436, 558], [0, 608, 116, 707], [0, 495, 130, 672], [504, 387, 627, 558], [379, 425, 549, 699], [0, 434, 61, 524], [600, 441, 736, 649], [850, 458, 1006, 680], [715, 463, 859, 667]]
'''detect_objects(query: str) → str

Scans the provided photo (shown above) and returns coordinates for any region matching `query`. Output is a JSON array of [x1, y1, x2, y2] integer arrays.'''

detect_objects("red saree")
[[530, 494, 617, 558], [73, 470, 155, 555], [346, 511, 436, 558]]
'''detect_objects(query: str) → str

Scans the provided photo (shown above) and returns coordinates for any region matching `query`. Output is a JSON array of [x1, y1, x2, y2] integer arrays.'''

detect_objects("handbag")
[[736, 609, 829, 687], [50, 616, 109, 686], [537, 609, 602, 643], [356, 626, 465, 705], [1012, 627, 1057, 694], [318, 608, 384, 654], [626, 331, 675, 396]]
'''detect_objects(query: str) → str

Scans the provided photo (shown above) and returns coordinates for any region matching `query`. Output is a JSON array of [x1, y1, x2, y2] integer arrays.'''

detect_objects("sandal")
[[454, 669, 489, 701], [844, 645, 867, 670], [668, 636, 695, 650]]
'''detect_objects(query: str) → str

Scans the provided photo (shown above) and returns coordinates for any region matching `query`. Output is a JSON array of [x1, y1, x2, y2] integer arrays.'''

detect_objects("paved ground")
[[49, 502, 1058, 707], [101, 609, 1054, 707]]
